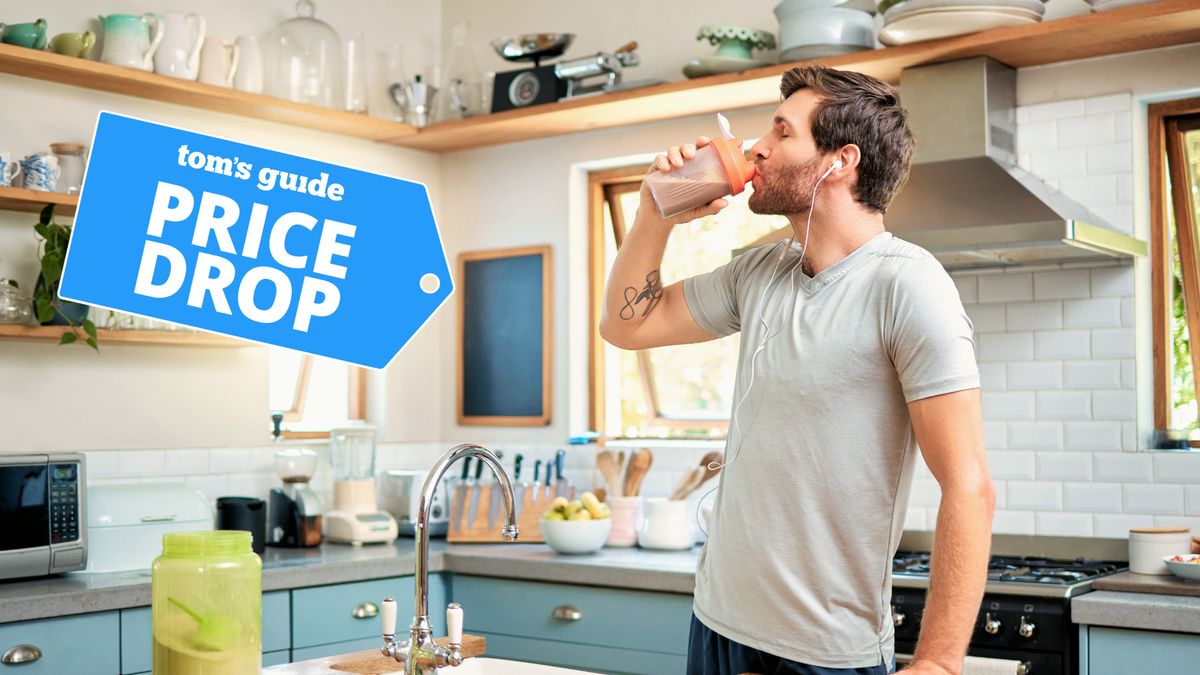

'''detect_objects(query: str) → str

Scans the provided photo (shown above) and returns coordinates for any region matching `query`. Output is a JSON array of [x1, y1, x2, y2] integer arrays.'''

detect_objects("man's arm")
[[905, 388, 995, 675], [599, 140, 728, 351]]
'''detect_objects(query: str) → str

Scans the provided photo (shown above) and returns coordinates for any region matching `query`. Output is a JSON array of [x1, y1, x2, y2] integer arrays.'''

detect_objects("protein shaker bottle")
[[646, 113, 756, 219]]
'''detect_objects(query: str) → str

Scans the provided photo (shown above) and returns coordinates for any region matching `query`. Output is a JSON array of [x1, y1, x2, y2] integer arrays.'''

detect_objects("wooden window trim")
[[277, 361, 369, 439]]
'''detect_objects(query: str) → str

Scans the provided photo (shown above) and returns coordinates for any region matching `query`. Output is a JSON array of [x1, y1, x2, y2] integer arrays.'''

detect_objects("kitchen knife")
[[487, 451, 508, 530], [544, 459, 554, 500], [467, 455, 485, 528], [554, 449, 568, 499], [512, 454, 526, 520], [453, 457, 472, 532], [533, 460, 542, 502]]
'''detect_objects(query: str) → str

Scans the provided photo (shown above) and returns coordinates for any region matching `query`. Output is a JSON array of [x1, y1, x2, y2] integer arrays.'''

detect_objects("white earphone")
[[822, 157, 844, 179]]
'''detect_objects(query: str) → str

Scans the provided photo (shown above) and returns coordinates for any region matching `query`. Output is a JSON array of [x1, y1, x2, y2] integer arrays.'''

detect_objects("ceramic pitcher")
[[198, 37, 239, 88], [0, 18, 48, 50], [154, 13, 205, 80], [99, 13, 164, 72], [233, 34, 263, 94]]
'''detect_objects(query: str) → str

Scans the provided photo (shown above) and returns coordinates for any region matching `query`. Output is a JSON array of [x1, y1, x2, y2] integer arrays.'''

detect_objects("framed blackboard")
[[457, 245, 552, 426]]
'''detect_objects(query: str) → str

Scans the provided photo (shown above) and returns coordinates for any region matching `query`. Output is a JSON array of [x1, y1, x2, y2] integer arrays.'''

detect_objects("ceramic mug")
[[197, 37, 239, 87], [0, 19, 48, 50], [154, 13, 205, 80], [605, 496, 644, 548], [20, 154, 59, 192], [0, 153, 20, 187], [99, 13, 164, 71], [636, 498, 695, 551], [233, 34, 263, 94], [48, 31, 95, 58]]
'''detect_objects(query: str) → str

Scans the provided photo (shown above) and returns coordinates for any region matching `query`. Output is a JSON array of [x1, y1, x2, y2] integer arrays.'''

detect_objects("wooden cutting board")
[[330, 634, 486, 673], [1091, 571, 1200, 596]]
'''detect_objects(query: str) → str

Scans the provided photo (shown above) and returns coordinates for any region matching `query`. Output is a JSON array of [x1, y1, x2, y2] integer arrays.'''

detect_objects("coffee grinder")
[[267, 448, 323, 547], [323, 426, 399, 545]]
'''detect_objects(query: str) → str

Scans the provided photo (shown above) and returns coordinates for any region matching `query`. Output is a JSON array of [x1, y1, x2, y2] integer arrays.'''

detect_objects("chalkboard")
[[457, 246, 552, 425]]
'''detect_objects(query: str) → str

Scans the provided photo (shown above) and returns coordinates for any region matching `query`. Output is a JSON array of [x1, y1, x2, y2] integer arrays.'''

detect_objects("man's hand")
[[903, 658, 957, 674], [638, 135, 730, 228]]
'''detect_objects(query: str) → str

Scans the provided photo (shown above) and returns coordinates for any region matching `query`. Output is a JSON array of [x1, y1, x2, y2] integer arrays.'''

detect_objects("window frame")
[[274, 359, 368, 440]]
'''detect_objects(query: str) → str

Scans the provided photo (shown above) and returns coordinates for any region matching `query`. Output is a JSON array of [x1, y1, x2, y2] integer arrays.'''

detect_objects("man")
[[599, 66, 995, 675]]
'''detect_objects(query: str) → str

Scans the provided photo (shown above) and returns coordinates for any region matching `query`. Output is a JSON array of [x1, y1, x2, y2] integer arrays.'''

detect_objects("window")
[[1150, 100, 1200, 446], [588, 167, 787, 439], [268, 349, 367, 438]]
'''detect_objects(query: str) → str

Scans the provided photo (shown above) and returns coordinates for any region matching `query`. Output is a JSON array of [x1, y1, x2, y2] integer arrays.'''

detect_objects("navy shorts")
[[687, 614, 893, 675]]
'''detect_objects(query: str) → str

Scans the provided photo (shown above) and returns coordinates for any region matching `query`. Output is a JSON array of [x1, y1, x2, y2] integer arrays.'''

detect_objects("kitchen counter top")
[[0, 541, 700, 624], [1090, 570, 1200, 596], [1072, 590, 1200, 634]]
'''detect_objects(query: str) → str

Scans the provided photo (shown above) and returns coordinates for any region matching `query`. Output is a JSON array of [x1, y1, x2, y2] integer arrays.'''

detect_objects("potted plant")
[[33, 204, 98, 351]]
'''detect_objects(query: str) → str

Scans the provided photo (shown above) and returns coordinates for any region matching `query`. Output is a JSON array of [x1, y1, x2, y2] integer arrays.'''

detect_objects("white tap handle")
[[381, 597, 397, 636], [447, 603, 463, 645]]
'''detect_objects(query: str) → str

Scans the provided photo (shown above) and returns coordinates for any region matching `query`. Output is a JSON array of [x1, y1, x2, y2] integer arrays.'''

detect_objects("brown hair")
[[780, 66, 915, 213]]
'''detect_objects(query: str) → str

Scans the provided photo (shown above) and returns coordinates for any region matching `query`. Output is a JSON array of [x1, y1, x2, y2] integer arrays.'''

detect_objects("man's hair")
[[780, 66, 915, 213]]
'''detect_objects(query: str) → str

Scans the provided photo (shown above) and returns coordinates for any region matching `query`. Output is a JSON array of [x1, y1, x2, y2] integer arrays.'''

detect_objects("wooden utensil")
[[668, 466, 704, 501], [596, 450, 623, 498], [623, 448, 653, 497]]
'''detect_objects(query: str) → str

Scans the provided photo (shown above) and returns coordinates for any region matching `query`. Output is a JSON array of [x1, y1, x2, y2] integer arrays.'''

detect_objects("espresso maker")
[[267, 448, 323, 547]]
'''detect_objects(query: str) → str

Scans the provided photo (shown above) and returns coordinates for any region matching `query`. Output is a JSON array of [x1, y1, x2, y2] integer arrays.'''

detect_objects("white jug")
[[198, 37, 240, 88], [99, 13, 164, 72], [154, 13, 206, 80], [233, 34, 263, 94]]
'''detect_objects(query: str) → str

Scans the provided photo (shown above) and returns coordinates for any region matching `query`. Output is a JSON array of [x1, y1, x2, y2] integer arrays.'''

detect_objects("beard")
[[747, 155, 821, 216]]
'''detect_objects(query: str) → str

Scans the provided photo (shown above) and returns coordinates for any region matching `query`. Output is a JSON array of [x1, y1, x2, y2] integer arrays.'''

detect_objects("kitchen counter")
[[1072, 590, 1200, 634], [1090, 570, 1200, 596], [0, 541, 700, 624]]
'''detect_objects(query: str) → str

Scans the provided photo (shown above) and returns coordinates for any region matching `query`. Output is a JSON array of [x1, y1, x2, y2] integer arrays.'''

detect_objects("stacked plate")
[[877, 0, 1046, 46], [775, 0, 879, 63], [1086, 0, 1158, 11]]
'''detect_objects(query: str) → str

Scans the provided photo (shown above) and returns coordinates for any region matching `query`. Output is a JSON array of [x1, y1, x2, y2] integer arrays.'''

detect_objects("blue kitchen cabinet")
[[1081, 626, 1200, 674], [452, 575, 692, 675], [0, 611, 120, 675], [263, 649, 291, 667]]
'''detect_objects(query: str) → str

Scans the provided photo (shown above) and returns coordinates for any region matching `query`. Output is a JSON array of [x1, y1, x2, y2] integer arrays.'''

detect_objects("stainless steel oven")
[[0, 453, 87, 580]]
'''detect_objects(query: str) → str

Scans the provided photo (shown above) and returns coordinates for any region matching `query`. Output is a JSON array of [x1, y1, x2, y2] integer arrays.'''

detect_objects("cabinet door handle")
[[2, 644, 43, 665], [352, 601, 379, 619], [552, 605, 582, 621]]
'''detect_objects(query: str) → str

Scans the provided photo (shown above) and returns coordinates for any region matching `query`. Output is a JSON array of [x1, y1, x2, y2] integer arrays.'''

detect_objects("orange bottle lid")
[[710, 137, 756, 196]]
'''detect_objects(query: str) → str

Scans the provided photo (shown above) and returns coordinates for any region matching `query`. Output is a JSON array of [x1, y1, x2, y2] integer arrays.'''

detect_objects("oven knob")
[[1018, 615, 1036, 639], [892, 607, 905, 628], [984, 612, 1002, 635]]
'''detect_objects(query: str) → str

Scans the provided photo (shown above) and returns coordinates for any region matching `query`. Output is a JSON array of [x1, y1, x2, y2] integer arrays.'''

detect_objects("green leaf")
[[35, 297, 54, 323], [59, 332, 77, 345], [40, 254, 62, 286], [86, 337, 99, 352], [34, 223, 48, 239], [39, 204, 54, 225], [82, 319, 97, 340]]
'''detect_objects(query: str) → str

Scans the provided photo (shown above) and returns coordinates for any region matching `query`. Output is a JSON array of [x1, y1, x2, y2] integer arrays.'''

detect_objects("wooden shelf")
[[0, 324, 249, 347], [390, 0, 1200, 152], [0, 186, 78, 217], [0, 43, 417, 142]]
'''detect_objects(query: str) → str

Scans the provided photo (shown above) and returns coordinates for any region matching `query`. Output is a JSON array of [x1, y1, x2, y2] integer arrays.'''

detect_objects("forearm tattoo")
[[620, 269, 663, 319]]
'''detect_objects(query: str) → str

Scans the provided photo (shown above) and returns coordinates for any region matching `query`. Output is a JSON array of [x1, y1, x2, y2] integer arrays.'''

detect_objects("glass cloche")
[[266, 0, 343, 109]]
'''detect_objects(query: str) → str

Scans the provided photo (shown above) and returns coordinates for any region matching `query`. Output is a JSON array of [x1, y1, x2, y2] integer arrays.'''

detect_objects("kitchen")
[[2, 0, 1200, 674]]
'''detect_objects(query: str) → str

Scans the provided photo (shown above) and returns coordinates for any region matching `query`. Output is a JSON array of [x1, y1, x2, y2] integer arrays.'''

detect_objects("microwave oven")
[[0, 453, 87, 581]]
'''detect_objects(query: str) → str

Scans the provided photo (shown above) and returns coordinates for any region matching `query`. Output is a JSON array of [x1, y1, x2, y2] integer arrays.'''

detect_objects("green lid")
[[162, 530, 252, 558]]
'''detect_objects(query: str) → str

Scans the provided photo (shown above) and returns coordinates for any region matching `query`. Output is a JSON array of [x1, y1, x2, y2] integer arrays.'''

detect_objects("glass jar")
[[0, 280, 32, 324], [152, 530, 261, 674], [265, 0, 343, 109], [49, 142, 87, 194]]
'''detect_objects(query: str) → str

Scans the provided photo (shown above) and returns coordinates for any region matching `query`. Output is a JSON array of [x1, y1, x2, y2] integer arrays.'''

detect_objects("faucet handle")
[[381, 597, 397, 638], [446, 602, 463, 647]]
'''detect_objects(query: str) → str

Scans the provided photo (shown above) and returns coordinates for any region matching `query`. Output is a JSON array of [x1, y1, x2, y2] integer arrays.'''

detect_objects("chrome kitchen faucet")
[[380, 444, 519, 674]]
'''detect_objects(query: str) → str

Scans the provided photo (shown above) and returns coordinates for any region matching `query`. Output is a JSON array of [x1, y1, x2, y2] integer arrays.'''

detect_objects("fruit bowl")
[[542, 518, 612, 555], [1164, 554, 1200, 581]]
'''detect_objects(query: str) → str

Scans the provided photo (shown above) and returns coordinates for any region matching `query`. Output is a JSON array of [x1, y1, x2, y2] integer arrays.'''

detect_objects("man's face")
[[748, 89, 825, 216]]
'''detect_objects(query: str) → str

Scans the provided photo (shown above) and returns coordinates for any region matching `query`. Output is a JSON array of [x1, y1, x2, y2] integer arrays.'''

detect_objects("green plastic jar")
[[152, 530, 262, 674]]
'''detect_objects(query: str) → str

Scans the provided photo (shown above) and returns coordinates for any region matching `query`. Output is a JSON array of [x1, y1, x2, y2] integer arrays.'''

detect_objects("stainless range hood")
[[887, 57, 1145, 269]]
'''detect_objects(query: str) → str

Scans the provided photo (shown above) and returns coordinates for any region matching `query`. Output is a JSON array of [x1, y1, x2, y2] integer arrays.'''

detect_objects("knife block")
[[446, 483, 574, 543]]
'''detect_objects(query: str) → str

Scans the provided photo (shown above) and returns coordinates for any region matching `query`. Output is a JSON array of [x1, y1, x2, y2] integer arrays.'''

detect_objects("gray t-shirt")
[[683, 231, 979, 669]]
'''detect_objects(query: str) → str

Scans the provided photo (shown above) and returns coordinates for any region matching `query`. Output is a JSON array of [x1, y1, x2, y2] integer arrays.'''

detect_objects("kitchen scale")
[[323, 425, 398, 545]]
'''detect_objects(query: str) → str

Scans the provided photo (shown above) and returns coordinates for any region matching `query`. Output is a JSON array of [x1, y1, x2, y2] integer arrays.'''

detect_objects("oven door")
[[0, 455, 51, 579]]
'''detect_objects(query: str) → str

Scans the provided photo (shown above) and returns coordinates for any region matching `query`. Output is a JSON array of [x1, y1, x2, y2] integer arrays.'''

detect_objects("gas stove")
[[893, 551, 1126, 598]]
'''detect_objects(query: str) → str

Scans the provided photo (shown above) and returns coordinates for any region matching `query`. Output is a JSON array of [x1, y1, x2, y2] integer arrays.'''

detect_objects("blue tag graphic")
[[59, 112, 451, 369]]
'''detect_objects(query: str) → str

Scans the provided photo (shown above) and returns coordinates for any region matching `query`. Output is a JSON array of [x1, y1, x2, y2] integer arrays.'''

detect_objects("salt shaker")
[[645, 113, 756, 219]]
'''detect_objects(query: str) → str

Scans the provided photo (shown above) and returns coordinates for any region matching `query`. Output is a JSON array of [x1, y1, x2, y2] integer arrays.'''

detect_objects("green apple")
[[542, 509, 566, 521], [569, 509, 592, 521]]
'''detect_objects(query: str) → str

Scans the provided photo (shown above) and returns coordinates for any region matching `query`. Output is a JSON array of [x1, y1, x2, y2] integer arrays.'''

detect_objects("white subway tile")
[[1093, 329, 1134, 358], [1152, 515, 1200, 530], [1035, 330, 1091, 359], [1087, 142, 1133, 174], [953, 276, 978, 304], [1153, 453, 1200, 483], [982, 392, 1036, 420], [1034, 271, 1091, 300], [1063, 360, 1122, 389], [1187, 486, 1200, 516], [1031, 147, 1087, 179], [1064, 482, 1123, 513], [1123, 421, 1138, 450], [1006, 302, 1062, 331], [904, 507, 928, 531], [210, 447, 273, 474], [1017, 153, 1031, 171], [1027, 99, 1086, 121], [1121, 297, 1134, 327], [1058, 174, 1117, 206], [118, 450, 165, 477], [992, 510, 1036, 535], [1008, 480, 1062, 510], [993, 480, 1007, 509], [84, 451, 121, 480], [1064, 298, 1123, 329], [1017, 106, 1030, 124], [1037, 512, 1094, 537], [1085, 92, 1131, 115], [979, 274, 1033, 303], [1093, 452, 1153, 482], [987, 451, 1037, 480], [1009, 421, 1064, 449], [909, 479, 942, 508], [1090, 203, 1135, 235], [1016, 120, 1057, 153], [967, 305, 1007, 333], [1036, 452, 1092, 481], [979, 333, 1033, 362], [1094, 513, 1153, 539], [1115, 174, 1133, 204], [1057, 114, 1116, 149], [167, 449, 210, 476], [1115, 111, 1131, 142], [1007, 361, 1063, 390], [984, 420, 1009, 450], [978, 363, 1006, 391], [1064, 421, 1124, 450], [1093, 390, 1136, 420], [1123, 484, 1184, 514], [1036, 391, 1092, 419]]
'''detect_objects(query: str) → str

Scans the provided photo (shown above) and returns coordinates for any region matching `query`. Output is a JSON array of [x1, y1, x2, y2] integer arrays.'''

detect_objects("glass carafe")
[[265, 0, 343, 109], [330, 426, 377, 481], [443, 21, 485, 119]]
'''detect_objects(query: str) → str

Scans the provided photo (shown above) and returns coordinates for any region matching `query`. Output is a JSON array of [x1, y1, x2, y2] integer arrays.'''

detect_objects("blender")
[[324, 426, 398, 545], [267, 448, 323, 547]]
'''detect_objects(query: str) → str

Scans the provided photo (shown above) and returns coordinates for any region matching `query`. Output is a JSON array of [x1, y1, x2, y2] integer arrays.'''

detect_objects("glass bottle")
[[443, 21, 484, 119], [265, 0, 343, 109]]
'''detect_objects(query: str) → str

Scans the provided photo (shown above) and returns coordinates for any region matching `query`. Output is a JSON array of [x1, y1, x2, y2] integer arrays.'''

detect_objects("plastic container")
[[152, 530, 261, 674], [646, 136, 755, 219], [1129, 527, 1191, 575]]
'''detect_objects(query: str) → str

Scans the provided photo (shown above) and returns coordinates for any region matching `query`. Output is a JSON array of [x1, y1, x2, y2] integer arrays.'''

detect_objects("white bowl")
[[1164, 554, 1200, 582], [775, 0, 877, 19], [541, 518, 612, 555], [776, 7, 877, 58]]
